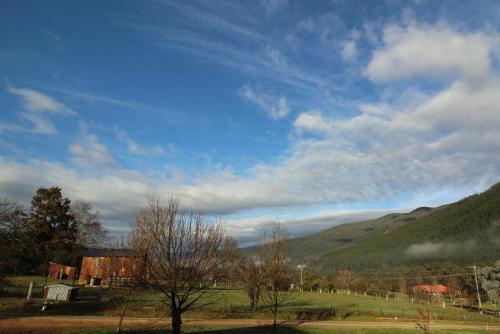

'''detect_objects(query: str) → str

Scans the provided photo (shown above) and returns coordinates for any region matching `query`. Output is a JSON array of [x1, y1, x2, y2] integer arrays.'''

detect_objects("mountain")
[[289, 183, 500, 272]]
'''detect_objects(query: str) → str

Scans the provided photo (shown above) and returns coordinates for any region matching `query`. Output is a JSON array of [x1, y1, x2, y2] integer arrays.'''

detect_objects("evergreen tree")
[[30, 187, 77, 272]]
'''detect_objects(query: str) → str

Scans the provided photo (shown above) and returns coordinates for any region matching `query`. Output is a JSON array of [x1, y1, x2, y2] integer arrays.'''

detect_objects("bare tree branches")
[[240, 256, 263, 312], [72, 200, 107, 248], [258, 222, 293, 327], [130, 194, 227, 334], [0, 198, 25, 230]]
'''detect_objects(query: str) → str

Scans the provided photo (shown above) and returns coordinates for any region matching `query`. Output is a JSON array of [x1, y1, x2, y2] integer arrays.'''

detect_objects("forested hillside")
[[290, 183, 500, 272], [288, 206, 436, 264]]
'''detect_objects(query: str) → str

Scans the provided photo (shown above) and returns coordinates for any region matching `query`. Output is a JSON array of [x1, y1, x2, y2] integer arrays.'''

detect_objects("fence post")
[[26, 282, 34, 301]]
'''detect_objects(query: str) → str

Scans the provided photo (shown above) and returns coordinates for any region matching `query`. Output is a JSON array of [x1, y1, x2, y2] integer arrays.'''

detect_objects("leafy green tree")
[[479, 261, 500, 304], [30, 187, 77, 272]]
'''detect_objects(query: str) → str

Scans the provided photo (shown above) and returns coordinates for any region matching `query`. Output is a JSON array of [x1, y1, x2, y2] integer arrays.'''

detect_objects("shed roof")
[[45, 284, 78, 290], [83, 248, 133, 257]]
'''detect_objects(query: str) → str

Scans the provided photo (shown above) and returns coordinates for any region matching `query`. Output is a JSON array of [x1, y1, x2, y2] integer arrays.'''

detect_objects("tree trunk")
[[171, 306, 182, 334], [254, 290, 260, 312], [116, 287, 130, 333], [272, 302, 278, 327]]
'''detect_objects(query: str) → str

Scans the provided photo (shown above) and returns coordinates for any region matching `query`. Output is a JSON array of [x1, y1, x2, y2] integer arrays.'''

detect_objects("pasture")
[[1, 275, 498, 326]]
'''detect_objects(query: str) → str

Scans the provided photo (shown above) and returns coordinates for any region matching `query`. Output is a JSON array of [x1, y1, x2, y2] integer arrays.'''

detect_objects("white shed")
[[43, 284, 78, 302]]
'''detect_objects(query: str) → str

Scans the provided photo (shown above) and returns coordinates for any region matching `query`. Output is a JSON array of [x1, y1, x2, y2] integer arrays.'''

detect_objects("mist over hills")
[[287, 183, 500, 272]]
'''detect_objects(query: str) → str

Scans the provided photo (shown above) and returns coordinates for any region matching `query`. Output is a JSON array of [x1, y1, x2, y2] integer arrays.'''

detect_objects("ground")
[[0, 316, 498, 334]]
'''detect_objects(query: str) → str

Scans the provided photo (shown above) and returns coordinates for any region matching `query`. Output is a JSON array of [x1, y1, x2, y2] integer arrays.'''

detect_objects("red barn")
[[78, 248, 137, 287], [48, 262, 76, 280], [413, 284, 449, 295]]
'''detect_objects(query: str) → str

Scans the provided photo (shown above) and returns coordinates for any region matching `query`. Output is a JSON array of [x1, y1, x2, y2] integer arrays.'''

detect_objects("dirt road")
[[0, 315, 498, 333]]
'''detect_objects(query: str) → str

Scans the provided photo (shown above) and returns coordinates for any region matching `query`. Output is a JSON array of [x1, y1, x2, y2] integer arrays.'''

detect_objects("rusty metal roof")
[[83, 248, 133, 257]]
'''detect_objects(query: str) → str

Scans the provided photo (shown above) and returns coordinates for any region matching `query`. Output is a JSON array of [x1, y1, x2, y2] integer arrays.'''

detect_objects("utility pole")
[[297, 264, 306, 292], [471, 265, 483, 314]]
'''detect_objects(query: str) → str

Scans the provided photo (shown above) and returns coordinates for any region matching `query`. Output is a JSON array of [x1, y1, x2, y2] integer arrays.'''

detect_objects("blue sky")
[[1, 0, 500, 245]]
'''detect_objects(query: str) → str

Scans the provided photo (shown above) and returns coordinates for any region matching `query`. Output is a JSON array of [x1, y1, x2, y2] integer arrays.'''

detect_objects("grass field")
[[1, 276, 498, 326]]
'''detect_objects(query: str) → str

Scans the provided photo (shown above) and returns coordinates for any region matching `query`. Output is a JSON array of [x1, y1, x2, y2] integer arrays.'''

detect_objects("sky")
[[1, 0, 500, 246]]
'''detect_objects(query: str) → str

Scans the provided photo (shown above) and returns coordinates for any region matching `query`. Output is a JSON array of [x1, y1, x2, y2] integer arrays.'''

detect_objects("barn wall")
[[48, 262, 76, 280], [78, 256, 137, 286]]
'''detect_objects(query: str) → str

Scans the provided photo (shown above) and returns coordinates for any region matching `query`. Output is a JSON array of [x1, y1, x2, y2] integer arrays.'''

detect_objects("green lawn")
[[1, 275, 498, 325]]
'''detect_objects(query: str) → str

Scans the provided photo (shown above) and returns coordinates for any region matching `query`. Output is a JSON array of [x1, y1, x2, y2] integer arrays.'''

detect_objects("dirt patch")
[[0, 315, 499, 334]]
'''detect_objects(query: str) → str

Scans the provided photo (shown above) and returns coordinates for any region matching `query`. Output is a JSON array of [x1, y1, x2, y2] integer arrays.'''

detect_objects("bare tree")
[[0, 198, 24, 226], [336, 268, 356, 291], [258, 222, 293, 327], [72, 200, 107, 248], [131, 195, 227, 334], [240, 255, 263, 312]]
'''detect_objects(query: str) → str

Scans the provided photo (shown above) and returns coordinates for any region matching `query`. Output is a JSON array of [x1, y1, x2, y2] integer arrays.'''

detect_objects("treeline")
[[294, 261, 499, 305], [0, 186, 106, 281], [300, 262, 474, 295]]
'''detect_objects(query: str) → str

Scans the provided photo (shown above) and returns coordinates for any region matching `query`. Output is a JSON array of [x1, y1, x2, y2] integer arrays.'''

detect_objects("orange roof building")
[[413, 284, 449, 295]]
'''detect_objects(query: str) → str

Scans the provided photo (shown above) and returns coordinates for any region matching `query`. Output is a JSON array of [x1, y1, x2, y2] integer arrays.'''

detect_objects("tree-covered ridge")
[[322, 183, 500, 270], [290, 183, 500, 272], [287, 204, 437, 265]]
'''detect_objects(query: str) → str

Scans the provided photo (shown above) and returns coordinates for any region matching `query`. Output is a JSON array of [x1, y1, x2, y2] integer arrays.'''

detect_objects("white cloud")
[[4, 74, 500, 222], [261, 0, 288, 14], [341, 40, 357, 61], [0, 155, 395, 240], [5, 85, 76, 135], [46, 86, 180, 124], [128, 141, 165, 156], [69, 133, 114, 168], [365, 24, 497, 82], [125, 9, 329, 93], [265, 46, 287, 67], [340, 78, 500, 151], [293, 111, 333, 134], [240, 85, 290, 120], [114, 128, 165, 156], [7, 86, 75, 116], [20, 112, 57, 134], [406, 240, 477, 257], [227, 209, 393, 246]]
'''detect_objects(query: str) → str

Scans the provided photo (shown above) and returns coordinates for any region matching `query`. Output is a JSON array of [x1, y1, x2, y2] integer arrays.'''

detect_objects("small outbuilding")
[[413, 284, 449, 295], [43, 284, 79, 302], [48, 262, 77, 280]]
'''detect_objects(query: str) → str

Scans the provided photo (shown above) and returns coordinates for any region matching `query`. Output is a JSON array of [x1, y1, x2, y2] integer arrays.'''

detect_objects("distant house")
[[48, 262, 77, 280], [413, 284, 449, 295], [78, 248, 137, 287]]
